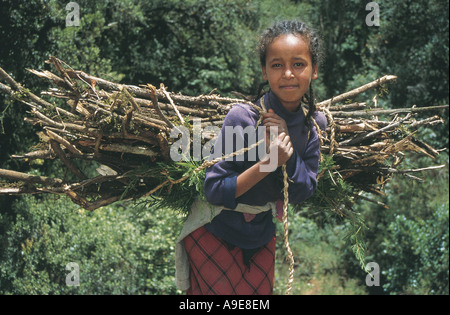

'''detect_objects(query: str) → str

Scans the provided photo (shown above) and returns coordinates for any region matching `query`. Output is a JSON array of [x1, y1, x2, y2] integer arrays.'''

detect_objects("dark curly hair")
[[257, 20, 323, 128]]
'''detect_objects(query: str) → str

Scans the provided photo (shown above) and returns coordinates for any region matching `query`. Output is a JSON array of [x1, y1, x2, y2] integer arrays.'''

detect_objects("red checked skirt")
[[183, 225, 276, 295]]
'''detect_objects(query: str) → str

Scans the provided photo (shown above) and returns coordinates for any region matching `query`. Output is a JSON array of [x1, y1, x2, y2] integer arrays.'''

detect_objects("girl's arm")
[[283, 130, 321, 204]]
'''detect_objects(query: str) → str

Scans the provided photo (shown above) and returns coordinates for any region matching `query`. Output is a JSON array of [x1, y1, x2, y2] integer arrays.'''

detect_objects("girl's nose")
[[283, 68, 294, 78]]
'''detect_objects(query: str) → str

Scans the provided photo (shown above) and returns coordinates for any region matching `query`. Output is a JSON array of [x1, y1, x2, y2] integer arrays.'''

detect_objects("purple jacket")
[[203, 91, 326, 249]]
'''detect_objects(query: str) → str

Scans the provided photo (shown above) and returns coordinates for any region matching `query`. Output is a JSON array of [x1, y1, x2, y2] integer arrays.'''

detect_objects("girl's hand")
[[262, 109, 289, 136], [262, 109, 293, 167], [262, 132, 294, 168]]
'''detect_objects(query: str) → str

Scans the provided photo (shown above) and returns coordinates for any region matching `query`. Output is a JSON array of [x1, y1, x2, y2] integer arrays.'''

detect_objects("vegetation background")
[[0, 0, 448, 295]]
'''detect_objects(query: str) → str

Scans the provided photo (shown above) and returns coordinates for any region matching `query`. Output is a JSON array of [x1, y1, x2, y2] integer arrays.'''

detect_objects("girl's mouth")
[[280, 85, 299, 90]]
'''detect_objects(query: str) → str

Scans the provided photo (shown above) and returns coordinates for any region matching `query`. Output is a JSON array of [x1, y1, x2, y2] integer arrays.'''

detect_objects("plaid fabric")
[[184, 226, 275, 295]]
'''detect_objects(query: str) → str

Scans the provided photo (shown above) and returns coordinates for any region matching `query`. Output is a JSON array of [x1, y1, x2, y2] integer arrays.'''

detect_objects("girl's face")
[[262, 34, 318, 112]]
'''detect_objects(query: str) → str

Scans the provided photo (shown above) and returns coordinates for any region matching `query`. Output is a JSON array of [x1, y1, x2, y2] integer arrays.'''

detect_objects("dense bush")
[[382, 205, 449, 294], [0, 196, 184, 294]]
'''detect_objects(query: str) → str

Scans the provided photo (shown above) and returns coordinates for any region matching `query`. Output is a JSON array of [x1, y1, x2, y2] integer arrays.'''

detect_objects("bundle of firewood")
[[0, 57, 447, 211]]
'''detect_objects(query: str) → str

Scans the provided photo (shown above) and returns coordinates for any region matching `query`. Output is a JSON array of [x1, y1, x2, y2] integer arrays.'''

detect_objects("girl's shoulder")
[[223, 102, 260, 127], [312, 111, 327, 131]]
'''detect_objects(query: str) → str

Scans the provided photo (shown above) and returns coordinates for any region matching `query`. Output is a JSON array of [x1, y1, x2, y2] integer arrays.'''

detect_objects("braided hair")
[[256, 20, 323, 128]]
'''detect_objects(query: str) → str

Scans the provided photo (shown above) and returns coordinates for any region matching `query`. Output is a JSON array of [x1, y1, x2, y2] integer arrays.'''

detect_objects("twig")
[[317, 75, 397, 107], [46, 129, 84, 155], [328, 102, 366, 111], [64, 188, 124, 211], [99, 143, 158, 157], [121, 87, 141, 112], [0, 168, 63, 186], [146, 84, 175, 130], [0, 65, 62, 111], [351, 193, 389, 209], [383, 164, 446, 174], [31, 109, 100, 136], [339, 113, 412, 146], [160, 83, 184, 124], [330, 105, 449, 118], [0, 66, 22, 91], [11, 150, 54, 160], [49, 140, 87, 180]]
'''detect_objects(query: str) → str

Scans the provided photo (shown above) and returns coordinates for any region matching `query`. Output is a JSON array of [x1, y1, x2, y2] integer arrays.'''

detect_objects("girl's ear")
[[312, 64, 318, 80], [262, 66, 268, 81]]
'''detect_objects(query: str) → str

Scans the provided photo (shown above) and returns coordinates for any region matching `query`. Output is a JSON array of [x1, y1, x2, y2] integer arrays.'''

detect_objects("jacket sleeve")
[[203, 104, 258, 209], [283, 126, 321, 205]]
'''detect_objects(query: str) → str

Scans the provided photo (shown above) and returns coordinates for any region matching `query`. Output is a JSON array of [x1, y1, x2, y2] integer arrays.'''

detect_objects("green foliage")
[[380, 155, 449, 294], [0, 195, 183, 294], [298, 154, 369, 270], [138, 160, 206, 213], [306, 155, 355, 212], [366, 0, 449, 108], [382, 204, 449, 294], [346, 153, 449, 295], [274, 210, 367, 295]]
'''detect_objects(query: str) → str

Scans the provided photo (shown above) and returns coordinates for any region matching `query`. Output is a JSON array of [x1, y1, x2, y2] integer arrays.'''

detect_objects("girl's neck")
[[266, 91, 303, 122], [281, 100, 301, 112], [267, 90, 301, 113]]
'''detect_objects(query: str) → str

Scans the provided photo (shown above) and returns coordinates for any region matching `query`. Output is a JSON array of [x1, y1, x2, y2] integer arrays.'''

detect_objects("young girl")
[[175, 20, 327, 295]]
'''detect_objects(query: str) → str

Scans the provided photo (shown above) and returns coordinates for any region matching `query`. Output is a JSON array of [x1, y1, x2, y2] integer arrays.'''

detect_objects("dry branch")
[[317, 75, 398, 107], [0, 57, 448, 211], [0, 168, 63, 186]]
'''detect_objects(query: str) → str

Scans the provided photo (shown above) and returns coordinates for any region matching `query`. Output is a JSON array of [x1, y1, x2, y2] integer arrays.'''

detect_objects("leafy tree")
[[365, 0, 449, 109], [0, 0, 59, 170]]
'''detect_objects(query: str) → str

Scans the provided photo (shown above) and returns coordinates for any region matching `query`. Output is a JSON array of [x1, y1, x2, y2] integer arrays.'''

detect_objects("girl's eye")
[[272, 63, 282, 68], [294, 62, 304, 67]]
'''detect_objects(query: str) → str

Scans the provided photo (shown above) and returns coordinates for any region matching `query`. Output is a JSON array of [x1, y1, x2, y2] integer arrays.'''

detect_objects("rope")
[[260, 97, 295, 295], [281, 164, 294, 294], [322, 106, 337, 154]]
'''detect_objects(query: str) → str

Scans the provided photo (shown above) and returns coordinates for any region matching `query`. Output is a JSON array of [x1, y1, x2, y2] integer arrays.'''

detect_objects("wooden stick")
[[0, 186, 64, 195], [121, 86, 141, 112], [46, 129, 84, 155], [99, 143, 159, 157], [339, 113, 412, 146], [317, 75, 398, 107], [146, 84, 174, 130], [330, 105, 449, 118], [31, 109, 100, 136], [383, 164, 446, 174], [0, 168, 63, 186], [0, 82, 13, 96], [327, 102, 366, 111], [26, 68, 69, 89], [49, 140, 88, 180], [161, 83, 184, 124], [11, 150, 54, 160], [0, 66, 22, 91], [0, 66, 64, 111], [64, 188, 123, 211]]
